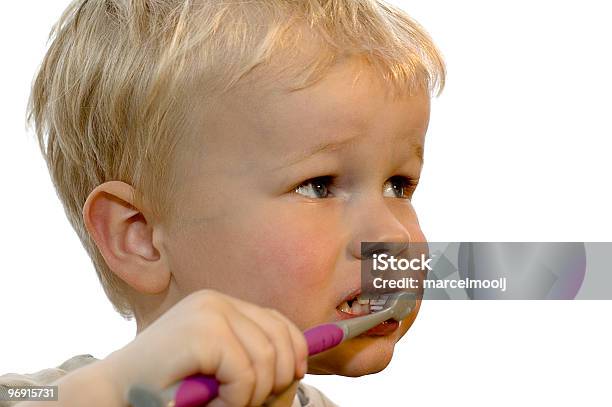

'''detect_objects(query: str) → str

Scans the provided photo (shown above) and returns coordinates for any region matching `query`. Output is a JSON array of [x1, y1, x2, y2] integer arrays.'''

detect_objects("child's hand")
[[102, 290, 309, 407]]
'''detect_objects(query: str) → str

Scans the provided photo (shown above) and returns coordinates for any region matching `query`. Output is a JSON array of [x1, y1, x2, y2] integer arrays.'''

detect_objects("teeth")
[[337, 300, 370, 315], [337, 293, 390, 315]]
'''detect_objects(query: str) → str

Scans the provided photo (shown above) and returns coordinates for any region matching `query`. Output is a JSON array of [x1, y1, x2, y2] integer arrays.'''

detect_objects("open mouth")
[[336, 293, 388, 316], [335, 292, 404, 336]]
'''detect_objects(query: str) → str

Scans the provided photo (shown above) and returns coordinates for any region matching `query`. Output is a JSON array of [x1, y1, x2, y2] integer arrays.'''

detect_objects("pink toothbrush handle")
[[303, 323, 345, 354], [174, 375, 219, 407], [172, 324, 344, 407]]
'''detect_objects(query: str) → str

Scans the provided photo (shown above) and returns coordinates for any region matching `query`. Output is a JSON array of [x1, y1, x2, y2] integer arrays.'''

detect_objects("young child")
[[1, 0, 444, 405]]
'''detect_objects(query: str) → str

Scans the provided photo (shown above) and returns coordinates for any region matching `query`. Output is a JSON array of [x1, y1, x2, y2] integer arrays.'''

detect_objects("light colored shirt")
[[0, 354, 338, 407]]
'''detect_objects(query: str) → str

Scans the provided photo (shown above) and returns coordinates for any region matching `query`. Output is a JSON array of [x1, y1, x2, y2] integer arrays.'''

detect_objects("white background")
[[1, 1, 611, 406]]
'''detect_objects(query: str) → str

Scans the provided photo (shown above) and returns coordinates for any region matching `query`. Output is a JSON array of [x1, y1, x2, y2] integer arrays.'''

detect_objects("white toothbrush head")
[[382, 291, 417, 320], [335, 291, 417, 340]]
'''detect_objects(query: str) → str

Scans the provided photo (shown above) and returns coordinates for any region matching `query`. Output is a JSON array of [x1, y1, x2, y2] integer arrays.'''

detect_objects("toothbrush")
[[128, 292, 416, 407]]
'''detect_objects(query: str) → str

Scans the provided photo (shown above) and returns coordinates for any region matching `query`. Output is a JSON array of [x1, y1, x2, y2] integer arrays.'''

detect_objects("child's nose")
[[346, 199, 414, 260]]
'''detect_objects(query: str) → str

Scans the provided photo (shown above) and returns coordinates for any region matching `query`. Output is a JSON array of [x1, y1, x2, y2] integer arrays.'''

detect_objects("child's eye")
[[383, 176, 418, 199], [294, 176, 334, 199]]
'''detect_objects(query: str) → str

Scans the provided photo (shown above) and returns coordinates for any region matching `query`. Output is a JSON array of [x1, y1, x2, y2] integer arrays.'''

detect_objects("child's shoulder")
[[1, 355, 340, 407], [297, 382, 340, 407], [0, 354, 96, 406]]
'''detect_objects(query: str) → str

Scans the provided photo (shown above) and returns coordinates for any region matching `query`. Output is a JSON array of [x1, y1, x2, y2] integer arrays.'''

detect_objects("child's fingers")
[[267, 311, 309, 378], [235, 304, 303, 393], [174, 292, 307, 406], [194, 318, 256, 407], [264, 381, 300, 407], [222, 307, 277, 406], [262, 312, 296, 394]]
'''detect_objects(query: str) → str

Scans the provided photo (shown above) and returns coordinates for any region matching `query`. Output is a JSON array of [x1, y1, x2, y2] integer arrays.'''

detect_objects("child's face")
[[162, 57, 430, 376]]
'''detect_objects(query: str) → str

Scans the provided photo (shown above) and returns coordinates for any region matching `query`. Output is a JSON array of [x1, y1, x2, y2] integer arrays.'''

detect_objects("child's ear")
[[82, 181, 170, 294]]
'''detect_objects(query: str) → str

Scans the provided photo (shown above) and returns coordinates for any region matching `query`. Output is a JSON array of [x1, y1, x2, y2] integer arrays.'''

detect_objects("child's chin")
[[307, 334, 397, 377]]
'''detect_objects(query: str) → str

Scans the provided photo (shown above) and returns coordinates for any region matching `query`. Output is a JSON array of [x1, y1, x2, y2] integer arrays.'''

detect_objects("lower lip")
[[334, 310, 400, 336]]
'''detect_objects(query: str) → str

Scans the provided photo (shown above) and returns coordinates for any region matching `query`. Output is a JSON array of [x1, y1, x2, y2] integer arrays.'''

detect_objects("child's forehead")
[[230, 58, 429, 140], [188, 58, 430, 174]]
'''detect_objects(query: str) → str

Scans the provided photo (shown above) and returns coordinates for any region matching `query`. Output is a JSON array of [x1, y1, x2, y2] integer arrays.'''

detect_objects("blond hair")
[[28, 0, 445, 319]]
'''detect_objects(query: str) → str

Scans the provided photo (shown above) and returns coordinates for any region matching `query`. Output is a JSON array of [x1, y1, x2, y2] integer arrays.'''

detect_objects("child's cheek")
[[246, 217, 340, 324], [253, 220, 337, 288]]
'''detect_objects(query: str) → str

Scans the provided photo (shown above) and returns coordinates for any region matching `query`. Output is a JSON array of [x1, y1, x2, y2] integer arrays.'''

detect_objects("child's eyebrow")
[[412, 143, 425, 166], [275, 130, 425, 170], [275, 132, 364, 169]]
